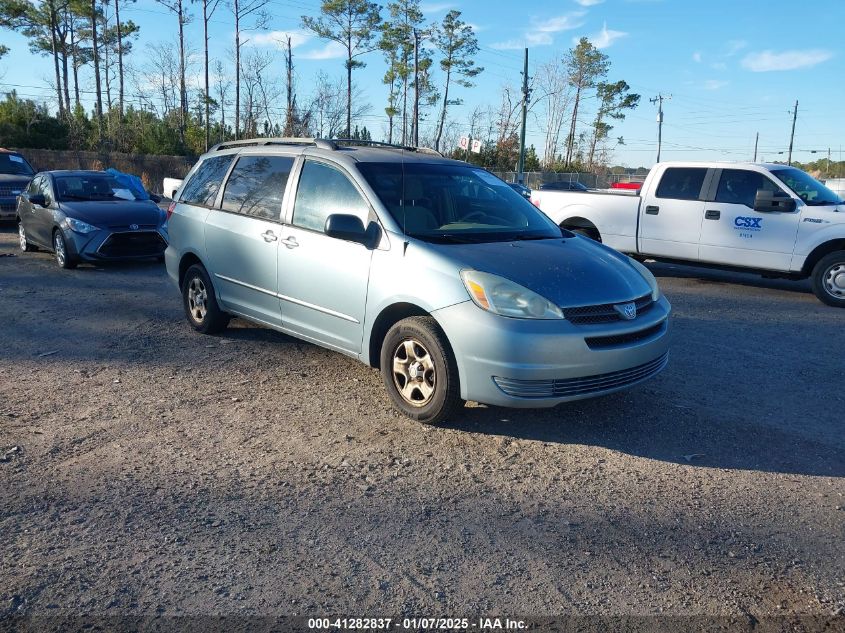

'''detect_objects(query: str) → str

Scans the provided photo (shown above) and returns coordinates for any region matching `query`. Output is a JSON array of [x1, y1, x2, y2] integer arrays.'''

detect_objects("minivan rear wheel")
[[182, 264, 230, 333], [380, 317, 461, 424]]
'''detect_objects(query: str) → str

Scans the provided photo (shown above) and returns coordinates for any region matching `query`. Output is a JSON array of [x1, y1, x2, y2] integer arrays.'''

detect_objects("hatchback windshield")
[[54, 174, 140, 202], [358, 162, 561, 243], [771, 167, 842, 206], [0, 153, 35, 176]]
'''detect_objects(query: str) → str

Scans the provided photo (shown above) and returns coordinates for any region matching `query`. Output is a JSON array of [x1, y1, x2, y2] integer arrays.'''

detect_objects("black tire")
[[181, 264, 230, 333], [567, 226, 602, 242], [380, 316, 462, 424], [18, 221, 36, 252], [52, 229, 77, 269], [810, 250, 845, 308]]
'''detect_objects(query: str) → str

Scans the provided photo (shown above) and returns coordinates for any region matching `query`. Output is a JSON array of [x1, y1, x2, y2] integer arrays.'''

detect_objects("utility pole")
[[412, 28, 420, 147], [516, 48, 529, 184], [787, 100, 798, 166], [753, 132, 759, 162], [650, 94, 670, 163]]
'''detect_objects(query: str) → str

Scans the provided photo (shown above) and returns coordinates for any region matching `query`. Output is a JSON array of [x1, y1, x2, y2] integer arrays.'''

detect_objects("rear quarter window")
[[180, 155, 234, 207], [655, 167, 708, 201]]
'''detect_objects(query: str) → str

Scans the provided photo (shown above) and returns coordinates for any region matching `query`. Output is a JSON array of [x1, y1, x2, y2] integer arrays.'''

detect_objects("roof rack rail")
[[331, 138, 443, 156], [208, 137, 336, 152]]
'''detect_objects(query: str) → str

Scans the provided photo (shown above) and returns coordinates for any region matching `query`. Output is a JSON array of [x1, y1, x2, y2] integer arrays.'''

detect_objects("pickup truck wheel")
[[569, 227, 601, 242], [182, 264, 230, 333], [380, 316, 462, 424], [811, 251, 845, 307]]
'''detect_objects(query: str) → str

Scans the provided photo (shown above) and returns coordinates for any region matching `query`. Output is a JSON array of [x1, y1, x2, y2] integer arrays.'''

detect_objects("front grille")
[[0, 203, 15, 213], [97, 231, 167, 257], [563, 293, 654, 324], [107, 223, 158, 230], [585, 321, 666, 349], [493, 352, 669, 399], [0, 186, 23, 197]]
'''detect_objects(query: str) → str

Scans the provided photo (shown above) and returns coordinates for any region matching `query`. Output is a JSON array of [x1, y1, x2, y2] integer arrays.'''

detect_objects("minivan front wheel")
[[182, 264, 230, 333], [380, 317, 461, 424]]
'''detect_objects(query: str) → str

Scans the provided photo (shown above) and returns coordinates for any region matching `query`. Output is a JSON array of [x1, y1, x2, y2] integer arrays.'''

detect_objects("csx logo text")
[[734, 217, 762, 229]]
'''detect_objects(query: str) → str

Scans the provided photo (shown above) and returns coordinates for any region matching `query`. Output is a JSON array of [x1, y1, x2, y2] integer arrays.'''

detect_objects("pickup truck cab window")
[[715, 169, 782, 208], [221, 155, 294, 221], [771, 167, 842, 206], [180, 155, 234, 207], [293, 160, 369, 233], [655, 167, 707, 201]]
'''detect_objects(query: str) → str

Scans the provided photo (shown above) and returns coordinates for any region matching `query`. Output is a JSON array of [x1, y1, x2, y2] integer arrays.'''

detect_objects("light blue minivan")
[[165, 138, 670, 423]]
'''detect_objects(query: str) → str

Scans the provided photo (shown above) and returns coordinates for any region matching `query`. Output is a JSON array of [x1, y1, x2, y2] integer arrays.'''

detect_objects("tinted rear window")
[[221, 155, 294, 220], [180, 155, 234, 207], [655, 168, 707, 200]]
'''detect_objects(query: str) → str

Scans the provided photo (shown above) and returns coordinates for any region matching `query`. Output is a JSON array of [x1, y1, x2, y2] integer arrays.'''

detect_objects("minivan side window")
[[220, 155, 294, 221], [180, 155, 234, 207], [292, 161, 369, 233], [715, 169, 781, 208], [655, 168, 707, 201]]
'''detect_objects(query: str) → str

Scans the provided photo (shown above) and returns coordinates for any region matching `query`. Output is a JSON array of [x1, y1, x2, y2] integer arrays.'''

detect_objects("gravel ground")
[[0, 225, 843, 626]]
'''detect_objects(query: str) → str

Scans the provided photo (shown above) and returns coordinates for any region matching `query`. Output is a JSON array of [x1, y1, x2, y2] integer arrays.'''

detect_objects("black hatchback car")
[[17, 170, 168, 269]]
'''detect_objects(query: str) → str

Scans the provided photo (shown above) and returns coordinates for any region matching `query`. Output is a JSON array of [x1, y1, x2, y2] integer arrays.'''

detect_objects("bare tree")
[[152, 0, 190, 140], [240, 49, 275, 137], [196, 0, 220, 149], [534, 59, 572, 167], [213, 58, 231, 140], [231, 0, 269, 139]]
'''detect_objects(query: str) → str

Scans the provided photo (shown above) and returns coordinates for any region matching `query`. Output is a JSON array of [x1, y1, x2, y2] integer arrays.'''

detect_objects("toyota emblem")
[[614, 301, 637, 320], [130, 223, 139, 230]]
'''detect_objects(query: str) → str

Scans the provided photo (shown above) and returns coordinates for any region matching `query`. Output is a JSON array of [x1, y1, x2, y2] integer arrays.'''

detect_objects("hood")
[[59, 199, 163, 227], [428, 235, 651, 307], [0, 173, 32, 191]]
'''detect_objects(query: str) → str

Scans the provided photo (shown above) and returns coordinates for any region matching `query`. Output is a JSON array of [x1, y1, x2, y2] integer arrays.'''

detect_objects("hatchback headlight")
[[629, 258, 660, 301], [460, 270, 564, 319], [62, 217, 99, 234]]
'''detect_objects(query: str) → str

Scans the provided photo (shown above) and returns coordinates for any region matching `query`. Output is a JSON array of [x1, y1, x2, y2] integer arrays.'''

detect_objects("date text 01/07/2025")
[[307, 617, 528, 630]]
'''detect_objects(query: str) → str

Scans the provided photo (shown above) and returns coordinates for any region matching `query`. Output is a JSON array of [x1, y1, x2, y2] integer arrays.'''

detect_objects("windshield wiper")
[[507, 234, 555, 241], [60, 194, 92, 201]]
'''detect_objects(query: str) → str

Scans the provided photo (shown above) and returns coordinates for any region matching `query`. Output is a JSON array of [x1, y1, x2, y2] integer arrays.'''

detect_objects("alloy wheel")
[[18, 224, 27, 251], [187, 277, 208, 323], [391, 338, 437, 406], [54, 233, 66, 267]]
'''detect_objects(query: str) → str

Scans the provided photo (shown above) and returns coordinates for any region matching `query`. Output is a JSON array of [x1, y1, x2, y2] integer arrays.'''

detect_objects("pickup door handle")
[[705, 209, 721, 220], [261, 230, 278, 242], [645, 205, 659, 215], [281, 236, 299, 249]]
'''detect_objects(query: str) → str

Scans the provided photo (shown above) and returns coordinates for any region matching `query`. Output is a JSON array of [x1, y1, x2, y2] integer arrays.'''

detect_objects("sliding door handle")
[[261, 230, 278, 242]]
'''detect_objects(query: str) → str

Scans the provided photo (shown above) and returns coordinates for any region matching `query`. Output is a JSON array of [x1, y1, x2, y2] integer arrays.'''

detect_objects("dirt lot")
[[1, 225, 843, 626]]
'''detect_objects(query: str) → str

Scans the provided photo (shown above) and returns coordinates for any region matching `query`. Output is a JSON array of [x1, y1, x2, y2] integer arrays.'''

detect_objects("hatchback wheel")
[[53, 230, 77, 269], [18, 222, 36, 252], [380, 316, 461, 424], [182, 264, 230, 334], [811, 250, 845, 308]]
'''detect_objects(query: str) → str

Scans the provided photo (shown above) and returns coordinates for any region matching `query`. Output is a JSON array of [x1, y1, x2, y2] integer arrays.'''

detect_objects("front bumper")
[[432, 295, 671, 408], [63, 227, 168, 261]]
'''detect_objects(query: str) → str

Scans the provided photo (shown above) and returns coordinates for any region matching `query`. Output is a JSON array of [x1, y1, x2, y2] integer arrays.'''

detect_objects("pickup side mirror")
[[754, 189, 796, 213], [324, 214, 379, 247], [26, 193, 47, 207]]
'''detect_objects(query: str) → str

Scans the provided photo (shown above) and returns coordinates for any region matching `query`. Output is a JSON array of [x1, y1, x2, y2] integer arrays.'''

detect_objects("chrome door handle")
[[262, 230, 278, 242], [282, 236, 299, 249]]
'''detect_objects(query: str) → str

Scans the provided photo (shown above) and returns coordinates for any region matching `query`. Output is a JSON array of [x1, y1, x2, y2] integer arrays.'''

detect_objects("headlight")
[[460, 270, 564, 319], [629, 258, 660, 301], [62, 217, 99, 234]]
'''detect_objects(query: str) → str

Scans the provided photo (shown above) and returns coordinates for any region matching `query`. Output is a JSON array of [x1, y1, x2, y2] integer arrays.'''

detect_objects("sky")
[[1, 0, 844, 168]]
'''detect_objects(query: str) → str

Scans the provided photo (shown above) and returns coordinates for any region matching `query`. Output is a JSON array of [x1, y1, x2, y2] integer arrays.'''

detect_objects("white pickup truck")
[[532, 161, 845, 306]]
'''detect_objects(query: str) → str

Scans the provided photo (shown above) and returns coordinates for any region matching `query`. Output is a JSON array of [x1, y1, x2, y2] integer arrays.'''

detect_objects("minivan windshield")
[[770, 167, 842, 206], [358, 162, 562, 243], [0, 153, 35, 176]]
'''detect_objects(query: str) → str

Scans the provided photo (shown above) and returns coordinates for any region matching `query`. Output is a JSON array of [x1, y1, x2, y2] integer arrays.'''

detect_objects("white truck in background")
[[532, 161, 845, 307]]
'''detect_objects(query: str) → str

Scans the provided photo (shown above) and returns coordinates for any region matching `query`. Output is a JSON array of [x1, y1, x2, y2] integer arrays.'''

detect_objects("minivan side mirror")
[[325, 214, 379, 247], [27, 193, 47, 207], [754, 189, 796, 213]]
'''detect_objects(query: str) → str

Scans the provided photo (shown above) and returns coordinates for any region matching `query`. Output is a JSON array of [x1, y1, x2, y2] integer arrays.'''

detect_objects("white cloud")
[[420, 2, 453, 12], [574, 0, 604, 5], [299, 41, 346, 60], [692, 51, 702, 63], [703, 79, 728, 90], [710, 61, 727, 70], [581, 22, 627, 49], [724, 39, 747, 57], [491, 11, 584, 50], [248, 30, 311, 50], [741, 49, 833, 72]]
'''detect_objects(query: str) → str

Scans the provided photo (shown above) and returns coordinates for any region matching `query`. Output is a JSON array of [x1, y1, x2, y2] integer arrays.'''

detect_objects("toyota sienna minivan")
[[165, 138, 670, 423]]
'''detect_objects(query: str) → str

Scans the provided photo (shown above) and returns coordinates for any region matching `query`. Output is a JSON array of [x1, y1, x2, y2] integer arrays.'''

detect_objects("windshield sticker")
[[9, 155, 23, 163], [111, 188, 135, 200], [472, 169, 506, 187]]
